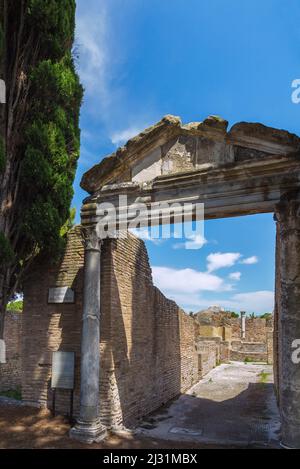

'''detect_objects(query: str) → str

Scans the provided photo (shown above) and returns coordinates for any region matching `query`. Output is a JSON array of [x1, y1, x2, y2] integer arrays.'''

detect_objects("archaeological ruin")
[[12, 115, 300, 448]]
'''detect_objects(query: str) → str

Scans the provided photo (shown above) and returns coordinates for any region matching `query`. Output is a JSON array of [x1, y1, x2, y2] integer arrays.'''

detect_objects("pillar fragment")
[[275, 191, 300, 449], [70, 227, 107, 444]]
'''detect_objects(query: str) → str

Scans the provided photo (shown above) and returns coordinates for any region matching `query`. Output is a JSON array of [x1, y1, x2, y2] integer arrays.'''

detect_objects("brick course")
[[0, 312, 22, 392], [22, 228, 215, 428]]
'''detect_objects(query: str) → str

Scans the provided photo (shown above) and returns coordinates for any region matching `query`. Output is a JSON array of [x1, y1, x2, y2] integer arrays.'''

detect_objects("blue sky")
[[73, 0, 300, 314]]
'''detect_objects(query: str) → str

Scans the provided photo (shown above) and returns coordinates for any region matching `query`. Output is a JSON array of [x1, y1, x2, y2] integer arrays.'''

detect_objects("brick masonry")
[[195, 311, 273, 363], [22, 227, 217, 429], [0, 311, 22, 392]]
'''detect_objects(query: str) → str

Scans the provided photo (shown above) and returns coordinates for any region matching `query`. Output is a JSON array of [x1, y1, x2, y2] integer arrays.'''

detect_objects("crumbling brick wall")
[[0, 312, 22, 392], [196, 339, 218, 377], [230, 317, 272, 342], [22, 228, 205, 428]]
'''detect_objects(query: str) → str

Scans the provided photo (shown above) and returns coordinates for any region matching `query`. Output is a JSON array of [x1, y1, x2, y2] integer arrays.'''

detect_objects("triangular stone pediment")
[[81, 115, 300, 194]]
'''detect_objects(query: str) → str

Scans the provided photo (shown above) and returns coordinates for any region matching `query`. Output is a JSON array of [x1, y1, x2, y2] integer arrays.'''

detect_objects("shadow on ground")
[[0, 405, 236, 449], [0, 363, 281, 449], [137, 363, 281, 449]]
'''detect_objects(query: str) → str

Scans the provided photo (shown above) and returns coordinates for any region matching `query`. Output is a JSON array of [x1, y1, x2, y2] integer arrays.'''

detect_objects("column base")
[[280, 441, 298, 450], [70, 418, 107, 444]]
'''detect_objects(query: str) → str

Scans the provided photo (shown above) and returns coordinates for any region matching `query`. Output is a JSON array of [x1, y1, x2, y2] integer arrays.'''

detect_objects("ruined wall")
[[99, 235, 200, 428], [22, 228, 204, 428], [230, 318, 273, 342], [196, 336, 230, 375], [0, 312, 22, 392], [196, 338, 218, 378], [22, 227, 84, 413], [230, 340, 267, 362], [195, 313, 273, 363]]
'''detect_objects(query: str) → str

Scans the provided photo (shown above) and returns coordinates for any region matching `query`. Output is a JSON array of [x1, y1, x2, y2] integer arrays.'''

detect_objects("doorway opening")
[[132, 213, 280, 448]]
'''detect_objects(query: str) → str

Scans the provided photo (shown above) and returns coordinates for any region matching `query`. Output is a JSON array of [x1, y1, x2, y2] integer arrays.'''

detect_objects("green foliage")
[[244, 357, 252, 363], [0, 232, 14, 265], [0, 388, 22, 401], [258, 371, 270, 384], [60, 207, 76, 237], [230, 311, 239, 318], [27, 0, 76, 60], [260, 313, 273, 320], [0, 136, 5, 173], [18, 3, 83, 260], [7, 300, 23, 312]]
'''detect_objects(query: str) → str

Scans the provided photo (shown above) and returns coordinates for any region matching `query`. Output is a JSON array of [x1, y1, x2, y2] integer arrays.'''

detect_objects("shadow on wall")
[[100, 236, 182, 429], [22, 229, 198, 428]]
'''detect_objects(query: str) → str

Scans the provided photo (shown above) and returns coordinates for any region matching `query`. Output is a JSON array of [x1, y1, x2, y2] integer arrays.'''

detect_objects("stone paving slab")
[[136, 362, 281, 448]]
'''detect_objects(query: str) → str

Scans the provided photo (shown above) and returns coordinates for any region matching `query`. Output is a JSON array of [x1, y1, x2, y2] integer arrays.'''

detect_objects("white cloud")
[[76, 5, 109, 102], [129, 228, 164, 245], [110, 125, 148, 146], [207, 252, 241, 272], [173, 234, 207, 250], [152, 266, 232, 295], [228, 291, 274, 314], [151, 262, 273, 314], [229, 272, 241, 281], [76, 3, 159, 154], [240, 256, 259, 265], [156, 289, 274, 315]]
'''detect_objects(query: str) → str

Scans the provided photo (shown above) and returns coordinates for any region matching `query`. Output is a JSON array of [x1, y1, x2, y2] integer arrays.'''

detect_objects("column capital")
[[82, 226, 102, 252]]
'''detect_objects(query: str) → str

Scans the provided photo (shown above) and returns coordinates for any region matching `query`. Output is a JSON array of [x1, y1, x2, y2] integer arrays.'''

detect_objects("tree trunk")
[[0, 0, 81, 339], [0, 0, 30, 338]]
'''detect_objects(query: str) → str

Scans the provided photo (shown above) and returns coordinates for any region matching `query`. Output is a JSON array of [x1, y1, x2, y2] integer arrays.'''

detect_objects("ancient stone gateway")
[[23, 115, 300, 448]]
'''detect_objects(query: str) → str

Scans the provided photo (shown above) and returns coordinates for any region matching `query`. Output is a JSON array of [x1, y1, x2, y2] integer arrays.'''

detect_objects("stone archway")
[[71, 115, 300, 448]]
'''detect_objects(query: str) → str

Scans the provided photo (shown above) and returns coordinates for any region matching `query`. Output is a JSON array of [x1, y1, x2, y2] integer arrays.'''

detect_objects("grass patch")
[[0, 388, 22, 400], [258, 371, 271, 384], [244, 357, 255, 363], [7, 300, 23, 312]]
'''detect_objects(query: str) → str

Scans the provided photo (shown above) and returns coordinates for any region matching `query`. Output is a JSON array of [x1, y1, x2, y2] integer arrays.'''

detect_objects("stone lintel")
[[80, 156, 300, 226]]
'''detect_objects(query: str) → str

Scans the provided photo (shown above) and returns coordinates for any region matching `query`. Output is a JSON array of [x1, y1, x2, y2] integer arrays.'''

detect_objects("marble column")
[[240, 311, 246, 340], [275, 191, 300, 449], [70, 227, 107, 444]]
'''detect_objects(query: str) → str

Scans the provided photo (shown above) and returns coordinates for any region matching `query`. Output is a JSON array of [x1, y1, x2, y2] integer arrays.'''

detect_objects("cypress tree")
[[0, 1, 83, 338]]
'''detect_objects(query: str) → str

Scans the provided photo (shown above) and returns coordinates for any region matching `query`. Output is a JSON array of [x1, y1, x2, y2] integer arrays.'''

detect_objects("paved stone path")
[[136, 362, 281, 448]]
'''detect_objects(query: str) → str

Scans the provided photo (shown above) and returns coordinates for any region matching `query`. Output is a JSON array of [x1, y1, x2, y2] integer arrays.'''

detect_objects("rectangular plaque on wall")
[[0, 339, 6, 364], [51, 351, 75, 390], [48, 287, 74, 304]]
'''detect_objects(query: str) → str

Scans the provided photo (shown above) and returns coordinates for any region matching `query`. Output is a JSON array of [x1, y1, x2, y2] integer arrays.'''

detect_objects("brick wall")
[[230, 317, 273, 342], [196, 339, 218, 377], [22, 228, 207, 428], [22, 227, 84, 413], [0, 311, 22, 392], [230, 340, 268, 362], [196, 336, 230, 374]]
